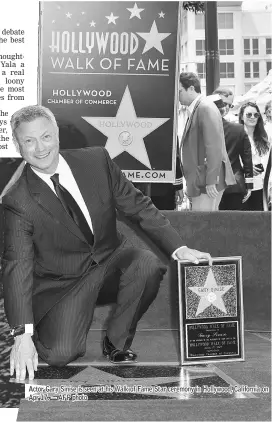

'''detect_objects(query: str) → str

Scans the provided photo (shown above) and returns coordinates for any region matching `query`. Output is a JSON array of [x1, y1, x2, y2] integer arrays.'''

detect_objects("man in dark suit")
[[210, 92, 254, 210], [2, 105, 211, 381]]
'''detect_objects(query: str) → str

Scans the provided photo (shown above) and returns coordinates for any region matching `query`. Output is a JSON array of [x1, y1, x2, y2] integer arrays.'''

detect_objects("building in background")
[[180, 1, 272, 96]]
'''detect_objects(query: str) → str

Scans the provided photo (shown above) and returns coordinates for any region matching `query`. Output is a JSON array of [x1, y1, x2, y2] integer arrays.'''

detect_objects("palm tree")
[[182, 2, 204, 13]]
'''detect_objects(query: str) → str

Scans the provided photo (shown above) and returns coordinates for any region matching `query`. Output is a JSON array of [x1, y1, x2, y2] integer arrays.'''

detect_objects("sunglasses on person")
[[245, 112, 260, 119], [223, 102, 234, 109]]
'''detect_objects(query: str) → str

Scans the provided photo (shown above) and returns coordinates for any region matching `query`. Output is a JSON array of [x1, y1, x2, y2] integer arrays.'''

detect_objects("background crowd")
[[152, 73, 271, 212]]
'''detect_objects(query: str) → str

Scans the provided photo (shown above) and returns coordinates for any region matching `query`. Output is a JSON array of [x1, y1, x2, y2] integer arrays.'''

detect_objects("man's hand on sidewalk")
[[10, 333, 38, 381]]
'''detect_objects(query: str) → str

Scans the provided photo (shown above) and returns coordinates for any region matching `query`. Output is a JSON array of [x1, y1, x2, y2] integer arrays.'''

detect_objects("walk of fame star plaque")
[[177, 257, 245, 365]]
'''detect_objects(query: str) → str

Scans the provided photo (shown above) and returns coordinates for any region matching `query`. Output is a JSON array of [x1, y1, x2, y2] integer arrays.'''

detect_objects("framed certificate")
[[178, 257, 245, 365]]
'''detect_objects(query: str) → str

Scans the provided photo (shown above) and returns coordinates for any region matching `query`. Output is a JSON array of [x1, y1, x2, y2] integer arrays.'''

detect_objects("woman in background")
[[264, 101, 272, 144], [238, 102, 270, 210]]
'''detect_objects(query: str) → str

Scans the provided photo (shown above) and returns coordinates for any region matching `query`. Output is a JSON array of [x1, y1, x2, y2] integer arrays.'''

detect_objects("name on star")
[[197, 287, 224, 292]]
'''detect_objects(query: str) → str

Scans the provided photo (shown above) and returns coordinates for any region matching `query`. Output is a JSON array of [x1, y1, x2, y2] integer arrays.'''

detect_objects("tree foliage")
[[182, 2, 205, 13]]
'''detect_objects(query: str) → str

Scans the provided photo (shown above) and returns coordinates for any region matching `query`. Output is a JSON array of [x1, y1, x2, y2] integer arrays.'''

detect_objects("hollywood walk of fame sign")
[[39, 1, 181, 182], [177, 257, 245, 365]]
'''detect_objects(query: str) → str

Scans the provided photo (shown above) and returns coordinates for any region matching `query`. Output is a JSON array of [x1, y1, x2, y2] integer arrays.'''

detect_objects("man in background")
[[178, 72, 235, 211], [210, 93, 253, 210], [213, 87, 237, 122], [213, 87, 234, 110]]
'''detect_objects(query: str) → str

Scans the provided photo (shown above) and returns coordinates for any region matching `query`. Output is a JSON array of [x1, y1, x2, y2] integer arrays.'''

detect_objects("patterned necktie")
[[50, 173, 94, 245]]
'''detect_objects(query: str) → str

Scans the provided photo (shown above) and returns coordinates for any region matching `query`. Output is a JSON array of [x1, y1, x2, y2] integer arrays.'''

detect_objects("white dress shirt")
[[178, 95, 202, 153], [246, 134, 270, 191], [177, 106, 188, 150], [31, 154, 94, 232], [187, 94, 202, 116]]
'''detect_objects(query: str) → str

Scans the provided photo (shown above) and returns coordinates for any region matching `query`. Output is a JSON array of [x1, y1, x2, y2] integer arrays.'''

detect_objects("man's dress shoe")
[[103, 336, 137, 364]]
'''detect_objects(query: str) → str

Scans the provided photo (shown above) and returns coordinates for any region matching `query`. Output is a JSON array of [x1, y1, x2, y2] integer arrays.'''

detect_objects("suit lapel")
[[180, 97, 202, 149], [26, 164, 87, 244]]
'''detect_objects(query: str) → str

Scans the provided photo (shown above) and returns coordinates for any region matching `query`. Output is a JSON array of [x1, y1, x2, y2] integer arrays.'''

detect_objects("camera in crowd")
[[255, 163, 264, 173]]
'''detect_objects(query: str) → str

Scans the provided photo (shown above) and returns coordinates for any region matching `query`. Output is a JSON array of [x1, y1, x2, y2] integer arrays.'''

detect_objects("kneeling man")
[[2, 105, 212, 381]]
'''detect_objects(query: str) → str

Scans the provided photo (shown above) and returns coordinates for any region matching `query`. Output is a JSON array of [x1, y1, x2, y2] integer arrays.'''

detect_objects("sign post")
[[204, 1, 220, 94]]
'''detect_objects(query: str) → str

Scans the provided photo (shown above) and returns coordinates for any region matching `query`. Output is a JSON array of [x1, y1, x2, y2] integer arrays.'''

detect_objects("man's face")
[[15, 117, 60, 174], [218, 93, 234, 115], [220, 93, 234, 106], [179, 83, 193, 106]]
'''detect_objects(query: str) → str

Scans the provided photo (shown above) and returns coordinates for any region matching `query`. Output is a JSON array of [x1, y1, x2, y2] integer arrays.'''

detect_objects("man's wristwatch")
[[10, 324, 34, 337]]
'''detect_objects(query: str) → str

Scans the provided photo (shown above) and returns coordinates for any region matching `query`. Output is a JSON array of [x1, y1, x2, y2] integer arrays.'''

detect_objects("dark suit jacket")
[[222, 118, 253, 194], [180, 97, 235, 197], [2, 147, 183, 328]]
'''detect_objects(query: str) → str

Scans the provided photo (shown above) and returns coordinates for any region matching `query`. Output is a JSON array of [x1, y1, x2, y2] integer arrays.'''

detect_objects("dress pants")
[[219, 192, 244, 210], [151, 184, 176, 210], [191, 190, 224, 211], [34, 245, 167, 366], [242, 189, 264, 211]]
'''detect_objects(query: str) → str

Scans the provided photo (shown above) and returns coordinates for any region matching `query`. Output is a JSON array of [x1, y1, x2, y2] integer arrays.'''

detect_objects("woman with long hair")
[[264, 100, 272, 144], [238, 101, 270, 210]]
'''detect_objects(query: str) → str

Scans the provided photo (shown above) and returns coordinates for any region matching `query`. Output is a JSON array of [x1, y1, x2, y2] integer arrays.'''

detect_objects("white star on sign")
[[127, 3, 145, 19], [90, 21, 96, 27], [159, 11, 165, 18], [189, 268, 233, 316], [137, 20, 171, 55], [106, 12, 119, 25], [66, 12, 72, 19], [82, 86, 169, 169]]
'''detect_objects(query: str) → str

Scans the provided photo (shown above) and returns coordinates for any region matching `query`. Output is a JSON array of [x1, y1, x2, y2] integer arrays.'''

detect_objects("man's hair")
[[10, 105, 58, 142], [213, 87, 234, 98], [179, 72, 201, 94]]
